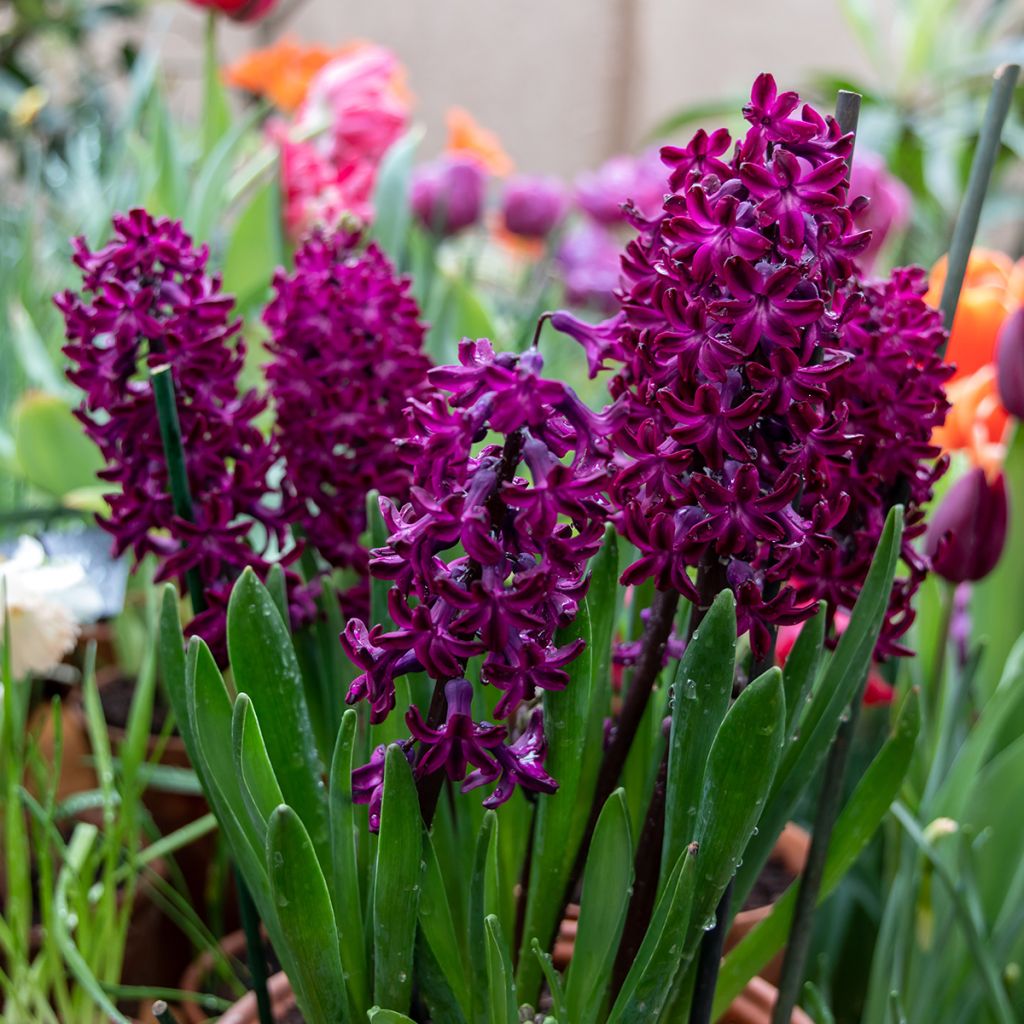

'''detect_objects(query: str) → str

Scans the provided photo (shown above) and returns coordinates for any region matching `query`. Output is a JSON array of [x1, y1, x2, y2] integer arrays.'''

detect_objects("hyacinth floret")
[[57, 209, 306, 653], [341, 339, 616, 824], [263, 230, 433, 617], [555, 74, 951, 657]]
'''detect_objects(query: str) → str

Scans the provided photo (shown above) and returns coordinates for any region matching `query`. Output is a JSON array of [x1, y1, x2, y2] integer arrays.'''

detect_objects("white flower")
[[0, 539, 80, 680]]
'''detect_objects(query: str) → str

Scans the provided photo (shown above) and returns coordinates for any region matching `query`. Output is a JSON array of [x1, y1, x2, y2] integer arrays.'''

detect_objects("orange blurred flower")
[[926, 248, 1024, 382], [927, 248, 1024, 473], [932, 365, 1008, 478], [224, 36, 365, 112], [446, 107, 513, 176]]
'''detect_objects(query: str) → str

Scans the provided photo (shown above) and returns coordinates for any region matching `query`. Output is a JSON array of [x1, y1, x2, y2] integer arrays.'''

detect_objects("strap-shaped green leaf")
[[531, 939, 568, 1024], [329, 710, 370, 1021], [738, 506, 903, 903], [606, 842, 698, 1023], [373, 745, 422, 1013], [661, 588, 736, 892], [227, 567, 329, 865], [368, 1009, 417, 1023], [712, 688, 920, 1016], [232, 694, 284, 837], [564, 789, 633, 1024], [419, 829, 472, 1016], [485, 914, 518, 1024], [414, 927, 471, 1024], [266, 805, 348, 1024], [368, 126, 424, 267], [690, 667, 786, 947], [781, 601, 825, 740], [469, 810, 499, 1024]]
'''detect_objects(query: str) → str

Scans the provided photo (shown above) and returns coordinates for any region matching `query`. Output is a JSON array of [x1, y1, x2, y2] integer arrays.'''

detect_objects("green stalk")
[[148, 363, 274, 1024], [938, 63, 1021, 340]]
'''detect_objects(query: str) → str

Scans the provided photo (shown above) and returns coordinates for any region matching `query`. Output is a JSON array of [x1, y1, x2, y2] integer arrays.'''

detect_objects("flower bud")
[[411, 157, 486, 236], [501, 175, 567, 239], [187, 0, 278, 21], [925, 467, 1008, 583], [997, 305, 1024, 418]]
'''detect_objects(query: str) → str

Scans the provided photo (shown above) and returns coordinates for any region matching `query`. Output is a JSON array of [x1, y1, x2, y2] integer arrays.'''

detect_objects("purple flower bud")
[[997, 306, 1024, 418], [926, 468, 1008, 584], [410, 156, 486, 236], [849, 153, 911, 272], [574, 150, 666, 225], [555, 222, 621, 311], [501, 175, 567, 239]]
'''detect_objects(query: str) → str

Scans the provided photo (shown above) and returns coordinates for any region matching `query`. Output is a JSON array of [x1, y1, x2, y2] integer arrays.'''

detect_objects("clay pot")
[[725, 823, 811, 985], [217, 972, 296, 1024], [717, 976, 814, 1024], [178, 928, 252, 1024]]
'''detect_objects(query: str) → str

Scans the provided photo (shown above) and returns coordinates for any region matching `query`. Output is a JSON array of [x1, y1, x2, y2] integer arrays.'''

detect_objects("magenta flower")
[[574, 149, 667, 224], [263, 230, 432, 616], [849, 153, 911, 271], [57, 209, 306, 656], [501, 175, 568, 238], [555, 222, 622, 312], [554, 75, 951, 658], [411, 156, 487, 236], [343, 340, 614, 825], [925, 468, 1008, 584]]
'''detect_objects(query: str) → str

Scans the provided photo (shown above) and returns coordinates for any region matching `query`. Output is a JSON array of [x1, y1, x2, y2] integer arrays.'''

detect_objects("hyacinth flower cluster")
[[341, 339, 616, 827], [556, 74, 952, 657], [263, 231, 433, 617], [57, 209, 309, 653]]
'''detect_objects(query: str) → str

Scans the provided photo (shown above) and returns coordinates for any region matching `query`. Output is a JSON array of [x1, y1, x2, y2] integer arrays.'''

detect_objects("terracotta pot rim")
[[179, 928, 251, 1024], [216, 970, 294, 1024]]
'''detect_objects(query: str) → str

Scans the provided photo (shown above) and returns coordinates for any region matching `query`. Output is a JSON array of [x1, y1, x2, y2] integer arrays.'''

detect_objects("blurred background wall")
[[158, 0, 873, 176]]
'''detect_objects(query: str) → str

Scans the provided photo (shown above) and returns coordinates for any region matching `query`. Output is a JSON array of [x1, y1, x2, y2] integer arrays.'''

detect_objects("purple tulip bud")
[[410, 156, 486, 236], [501, 175, 567, 238], [849, 153, 911, 272], [997, 306, 1024, 418], [926, 467, 1008, 583]]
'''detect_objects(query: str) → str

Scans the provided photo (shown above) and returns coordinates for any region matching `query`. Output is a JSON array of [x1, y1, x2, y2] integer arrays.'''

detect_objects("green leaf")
[[369, 126, 424, 266], [266, 805, 348, 1024], [412, 928, 471, 1024], [782, 602, 825, 741], [373, 746, 422, 1013], [7, 300, 71, 397], [227, 568, 329, 863], [368, 1009, 417, 1023], [933, 632, 1024, 818], [232, 694, 285, 835], [201, 11, 231, 158], [329, 709, 370, 1020], [12, 392, 104, 499], [221, 174, 282, 309], [661, 588, 736, 891], [712, 689, 921, 1016], [606, 842, 698, 1023], [419, 830, 472, 1016], [738, 506, 903, 903], [485, 915, 518, 1024], [267, 563, 290, 628], [564, 789, 633, 1024], [518, 529, 617, 1000], [531, 939, 568, 1024], [158, 586, 205, 788], [470, 811, 499, 1024], [689, 667, 786, 950]]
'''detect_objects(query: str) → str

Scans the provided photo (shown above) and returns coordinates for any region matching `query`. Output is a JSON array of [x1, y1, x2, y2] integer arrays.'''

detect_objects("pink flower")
[[849, 153, 911, 272], [187, 0, 277, 21], [273, 44, 410, 238]]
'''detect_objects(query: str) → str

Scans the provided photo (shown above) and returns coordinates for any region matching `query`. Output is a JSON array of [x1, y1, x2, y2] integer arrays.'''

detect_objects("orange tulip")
[[926, 249, 1024, 382], [445, 107, 513, 176], [932, 365, 1008, 478], [224, 37, 367, 112]]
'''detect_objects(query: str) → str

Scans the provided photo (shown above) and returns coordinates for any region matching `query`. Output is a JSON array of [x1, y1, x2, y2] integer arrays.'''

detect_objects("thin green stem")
[[237, 873, 274, 1024], [938, 63, 1021, 342]]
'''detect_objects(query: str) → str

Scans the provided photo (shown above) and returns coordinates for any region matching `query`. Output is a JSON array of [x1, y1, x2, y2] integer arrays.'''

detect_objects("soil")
[[741, 853, 796, 911], [99, 673, 173, 733], [279, 1007, 305, 1024]]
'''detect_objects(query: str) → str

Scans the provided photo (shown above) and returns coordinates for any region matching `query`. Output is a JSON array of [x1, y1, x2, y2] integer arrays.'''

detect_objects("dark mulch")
[[742, 853, 796, 911], [99, 673, 172, 733]]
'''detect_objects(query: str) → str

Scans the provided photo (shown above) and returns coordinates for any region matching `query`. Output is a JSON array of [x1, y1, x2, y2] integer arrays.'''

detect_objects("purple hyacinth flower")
[[501, 174, 568, 239], [411, 156, 486, 236]]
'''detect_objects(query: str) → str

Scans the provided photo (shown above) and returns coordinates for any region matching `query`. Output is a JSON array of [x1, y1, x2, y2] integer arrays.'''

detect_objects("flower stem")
[[771, 671, 866, 1024], [938, 63, 1021, 341], [149, 363, 273, 1024]]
